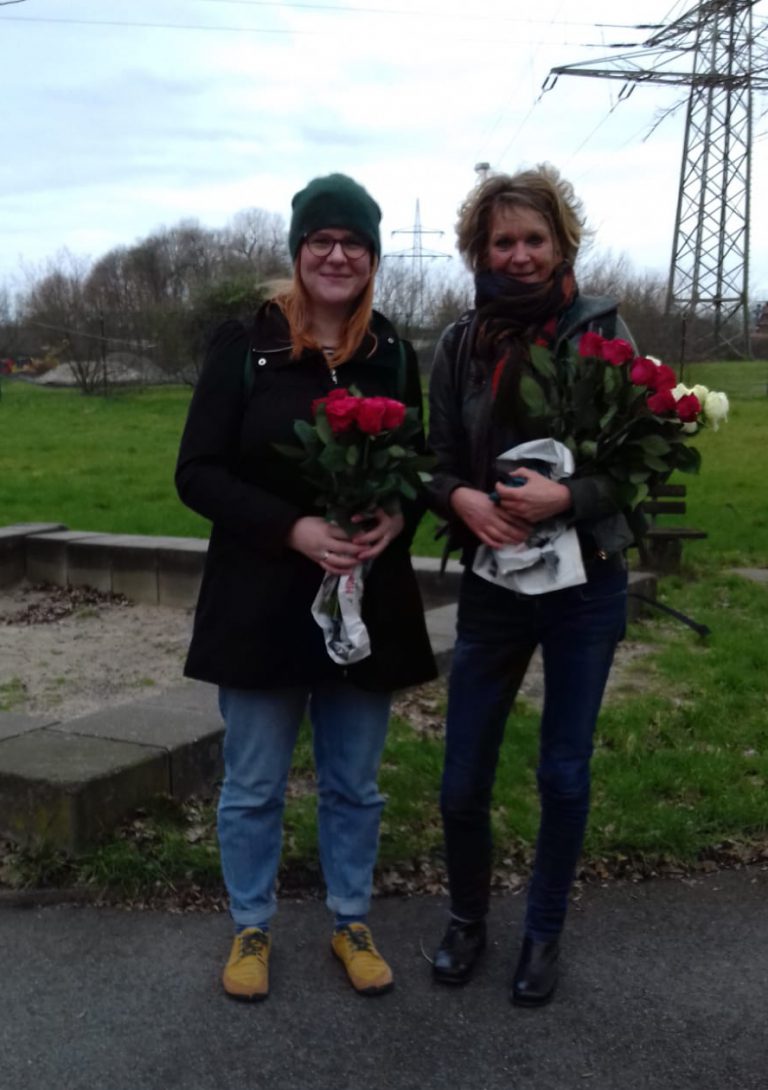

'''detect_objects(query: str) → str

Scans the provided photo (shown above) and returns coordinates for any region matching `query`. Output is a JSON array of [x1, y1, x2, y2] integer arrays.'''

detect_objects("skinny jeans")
[[441, 562, 627, 941]]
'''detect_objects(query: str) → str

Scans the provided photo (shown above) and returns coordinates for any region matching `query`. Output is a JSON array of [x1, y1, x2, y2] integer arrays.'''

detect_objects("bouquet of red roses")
[[281, 385, 433, 532], [520, 332, 728, 509], [277, 386, 432, 664]]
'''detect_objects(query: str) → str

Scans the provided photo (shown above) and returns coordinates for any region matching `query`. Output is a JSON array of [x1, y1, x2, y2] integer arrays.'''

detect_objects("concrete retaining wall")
[[0, 522, 465, 610], [1, 523, 209, 607]]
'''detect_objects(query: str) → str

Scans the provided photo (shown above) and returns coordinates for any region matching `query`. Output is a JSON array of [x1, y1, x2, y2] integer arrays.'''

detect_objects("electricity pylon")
[[544, 1, 768, 360], [389, 200, 449, 330]]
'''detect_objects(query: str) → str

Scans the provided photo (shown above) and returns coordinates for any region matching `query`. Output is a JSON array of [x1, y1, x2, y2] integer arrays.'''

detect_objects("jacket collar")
[[248, 300, 401, 364]]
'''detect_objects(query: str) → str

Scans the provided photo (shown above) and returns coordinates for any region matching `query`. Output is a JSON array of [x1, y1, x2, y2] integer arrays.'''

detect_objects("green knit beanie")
[[288, 173, 382, 261]]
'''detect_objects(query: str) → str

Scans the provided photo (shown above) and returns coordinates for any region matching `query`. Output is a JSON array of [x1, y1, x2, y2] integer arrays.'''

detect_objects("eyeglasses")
[[303, 232, 369, 260]]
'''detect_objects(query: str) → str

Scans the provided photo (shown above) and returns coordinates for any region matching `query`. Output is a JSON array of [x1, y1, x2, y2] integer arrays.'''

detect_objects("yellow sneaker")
[[331, 923, 394, 996], [222, 927, 271, 1001]]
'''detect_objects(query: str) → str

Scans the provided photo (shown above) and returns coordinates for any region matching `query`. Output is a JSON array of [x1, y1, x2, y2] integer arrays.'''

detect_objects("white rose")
[[692, 384, 709, 403], [671, 383, 690, 401], [703, 390, 729, 430], [681, 421, 699, 435]]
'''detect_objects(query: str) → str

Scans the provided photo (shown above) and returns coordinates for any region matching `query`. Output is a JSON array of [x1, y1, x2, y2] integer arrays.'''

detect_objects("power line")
[[0, 14, 620, 47], [180, 1, 666, 30], [23, 319, 154, 348], [475, 0, 569, 162]]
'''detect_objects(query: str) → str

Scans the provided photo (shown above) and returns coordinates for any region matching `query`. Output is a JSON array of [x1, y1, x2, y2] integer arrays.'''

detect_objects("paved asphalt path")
[[2, 867, 766, 1090]]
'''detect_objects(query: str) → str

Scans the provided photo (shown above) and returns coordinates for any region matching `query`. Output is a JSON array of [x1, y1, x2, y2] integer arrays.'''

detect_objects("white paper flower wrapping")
[[472, 438, 587, 596], [311, 562, 371, 664]]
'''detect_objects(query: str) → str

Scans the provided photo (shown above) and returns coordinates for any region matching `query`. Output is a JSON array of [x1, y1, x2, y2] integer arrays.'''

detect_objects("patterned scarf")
[[474, 261, 577, 434]]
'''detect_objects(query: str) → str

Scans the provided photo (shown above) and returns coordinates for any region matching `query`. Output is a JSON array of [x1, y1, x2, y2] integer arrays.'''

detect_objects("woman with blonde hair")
[[428, 165, 633, 1006], [177, 173, 435, 1001]]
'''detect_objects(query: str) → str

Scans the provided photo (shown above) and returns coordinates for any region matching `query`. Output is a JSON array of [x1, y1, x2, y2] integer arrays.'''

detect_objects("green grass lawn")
[[2, 362, 768, 892], [0, 382, 206, 537]]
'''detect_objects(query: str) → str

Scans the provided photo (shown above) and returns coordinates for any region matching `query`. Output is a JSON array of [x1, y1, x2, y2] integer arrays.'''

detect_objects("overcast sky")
[[2, 0, 767, 299]]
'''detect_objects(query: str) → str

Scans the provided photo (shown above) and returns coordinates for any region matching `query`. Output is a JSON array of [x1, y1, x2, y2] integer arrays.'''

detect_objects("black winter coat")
[[176, 303, 436, 692]]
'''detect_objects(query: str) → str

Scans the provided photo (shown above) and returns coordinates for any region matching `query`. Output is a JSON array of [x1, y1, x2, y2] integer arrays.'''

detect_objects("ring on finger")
[[321, 549, 331, 561]]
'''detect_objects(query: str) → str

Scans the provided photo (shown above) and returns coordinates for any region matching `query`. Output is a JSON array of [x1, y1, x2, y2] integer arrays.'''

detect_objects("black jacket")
[[176, 302, 436, 692], [427, 295, 636, 558]]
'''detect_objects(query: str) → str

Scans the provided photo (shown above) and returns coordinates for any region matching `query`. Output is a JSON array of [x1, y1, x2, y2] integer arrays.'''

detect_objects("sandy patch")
[[0, 583, 193, 720], [1, 582, 653, 725]]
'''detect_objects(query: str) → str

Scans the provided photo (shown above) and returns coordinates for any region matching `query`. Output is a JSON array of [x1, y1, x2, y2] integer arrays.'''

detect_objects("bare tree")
[[219, 209, 289, 279], [0, 287, 19, 357], [19, 251, 106, 394], [577, 251, 681, 361]]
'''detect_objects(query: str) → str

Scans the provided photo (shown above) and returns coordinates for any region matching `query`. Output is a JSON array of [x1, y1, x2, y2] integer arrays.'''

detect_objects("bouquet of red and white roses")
[[520, 331, 729, 510], [278, 386, 432, 664]]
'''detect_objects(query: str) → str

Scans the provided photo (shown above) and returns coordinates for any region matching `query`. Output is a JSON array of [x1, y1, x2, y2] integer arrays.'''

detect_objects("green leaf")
[[644, 453, 671, 473], [638, 433, 671, 455], [293, 419, 316, 446], [318, 444, 348, 472], [314, 412, 333, 445], [272, 442, 304, 460], [602, 366, 620, 394], [528, 344, 557, 381], [630, 482, 649, 508], [578, 439, 598, 459], [672, 444, 702, 474], [520, 375, 548, 416], [346, 445, 359, 466]]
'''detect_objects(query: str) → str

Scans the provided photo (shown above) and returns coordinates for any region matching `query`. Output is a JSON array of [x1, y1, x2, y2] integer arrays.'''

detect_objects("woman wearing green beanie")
[[176, 173, 435, 1001]]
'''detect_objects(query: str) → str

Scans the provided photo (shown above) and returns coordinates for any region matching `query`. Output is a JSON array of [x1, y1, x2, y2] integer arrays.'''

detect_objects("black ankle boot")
[[432, 919, 487, 985], [510, 937, 560, 1007]]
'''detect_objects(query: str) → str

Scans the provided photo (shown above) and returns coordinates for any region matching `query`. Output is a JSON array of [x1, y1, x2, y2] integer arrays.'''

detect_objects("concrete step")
[[0, 681, 223, 852], [0, 533, 657, 852]]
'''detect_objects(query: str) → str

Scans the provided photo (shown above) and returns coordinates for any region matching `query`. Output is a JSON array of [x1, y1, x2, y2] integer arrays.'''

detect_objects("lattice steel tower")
[[545, 1, 768, 359], [389, 200, 448, 329]]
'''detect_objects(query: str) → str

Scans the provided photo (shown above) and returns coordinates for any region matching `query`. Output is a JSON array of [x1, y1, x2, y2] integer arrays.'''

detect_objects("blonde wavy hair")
[[273, 258, 378, 367], [456, 163, 585, 271]]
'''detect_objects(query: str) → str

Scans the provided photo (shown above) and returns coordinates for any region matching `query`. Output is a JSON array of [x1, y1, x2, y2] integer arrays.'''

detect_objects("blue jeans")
[[441, 564, 627, 941], [218, 683, 392, 928]]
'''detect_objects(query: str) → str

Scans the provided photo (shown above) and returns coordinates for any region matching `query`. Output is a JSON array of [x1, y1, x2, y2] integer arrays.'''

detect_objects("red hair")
[[273, 258, 378, 367]]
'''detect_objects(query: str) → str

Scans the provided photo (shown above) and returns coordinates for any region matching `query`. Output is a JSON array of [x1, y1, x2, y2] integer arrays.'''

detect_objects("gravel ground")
[[0, 580, 653, 723], [0, 582, 192, 720]]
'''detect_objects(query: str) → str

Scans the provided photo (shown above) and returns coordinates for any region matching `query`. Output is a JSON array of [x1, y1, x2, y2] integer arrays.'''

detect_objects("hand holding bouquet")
[[278, 386, 432, 663]]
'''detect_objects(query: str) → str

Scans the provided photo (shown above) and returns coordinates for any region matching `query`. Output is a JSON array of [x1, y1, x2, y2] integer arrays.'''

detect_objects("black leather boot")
[[510, 937, 560, 1007], [432, 919, 487, 985]]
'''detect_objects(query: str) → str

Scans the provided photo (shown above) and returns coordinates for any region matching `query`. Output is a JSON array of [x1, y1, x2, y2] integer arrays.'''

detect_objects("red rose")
[[578, 332, 605, 358], [357, 397, 388, 435], [312, 387, 352, 418], [601, 338, 635, 366], [675, 393, 701, 424], [630, 357, 658, 387], [381, 398, 406, 430], [647, 388, 677, 415], [651, 364, 677, 391], [324, 396, 360, 433]]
